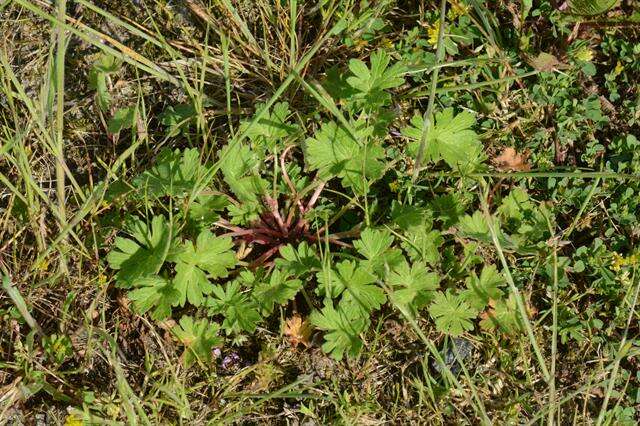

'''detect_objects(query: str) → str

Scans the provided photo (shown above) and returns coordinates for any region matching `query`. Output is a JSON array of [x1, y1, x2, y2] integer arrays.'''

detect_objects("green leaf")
[[310, 304, 367, 361], [354, 228, 403, 275], [323, 66, 358, 101], [174, 231, 237, 307], [219, 142, 268, 208], [133, 148, 204, 197], [354, 228, 394, 260], [275, 242, 321, 277], [402, 108, 482, 169], [172, 316, 222, 367], [317, 260, 383, 308], [457, 211, 506, 246], [226, 201, 261, 225], [497, 187, 535, 222], [88, 70, 110, 112], [304, 121, 384, 192], [93, 53, 121, 73], [390, 202, 429, 230], [107, 106, 137, 134], [187, 194, 229, 229], [388, 260, 439, 311], [346, 50, 405, 109], [159, 104, 198, 137], [479, 294, 522, 334], [401, 225, 443, 266], [568, 0, 617, 16], [430, 194, 465, 228], [457, 210, 528, 253], [253, 268, 302, 315], [107, 215, 172, 288], [458, 211, 491, 239], [496, 187, 549, 244], [127, 276, 179, 320], [461, 265, 505, 311], [174, 261, 210, 308], [88, 54, 120, 111], [207, 281, 262, 334], [240, 102, 299, 150], [332, 261, 386, 315], [428, 290, 477, 336]]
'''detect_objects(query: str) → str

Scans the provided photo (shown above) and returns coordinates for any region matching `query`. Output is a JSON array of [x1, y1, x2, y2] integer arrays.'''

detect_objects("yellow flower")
[[611, 252, 625, 271], [427, 21, 440, 47], [389, 181, 400, 193], [380, 37, 394, 50], [64, 414, 84, 426], [574, 46, 594, 62], [36, 258, 50, 272], [448, 0, 470, 20], [611, 252, 638, 271], [98, 273, 107, 286], [613, 61, 624, 76]]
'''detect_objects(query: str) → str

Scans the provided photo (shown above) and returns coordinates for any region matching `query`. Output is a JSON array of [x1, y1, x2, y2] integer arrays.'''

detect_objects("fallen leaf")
[[479, 298, 498, 322], [528, 52, 567, 72], [590, 386, 604, 398], [493, 147, 531, 171], [284, 314, 312, 348]]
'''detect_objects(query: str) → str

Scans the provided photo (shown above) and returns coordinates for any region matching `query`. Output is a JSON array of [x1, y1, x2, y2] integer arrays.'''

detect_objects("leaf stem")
[[596, 266, 639, 426], [542, 209, 559, 425], [563, 177, 601, 240], [55, 0, 68, 273], [414, 170, 639, 181], [479, 181, 551, 383], [410, 0, 447, 185]]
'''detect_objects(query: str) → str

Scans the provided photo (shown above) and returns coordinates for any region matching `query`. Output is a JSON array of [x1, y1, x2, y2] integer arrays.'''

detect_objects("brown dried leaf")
[[479, 298, 498, 322], [493, 147, 531, 171], [284, 314, 312, 348], [528, 52, 567, 72]]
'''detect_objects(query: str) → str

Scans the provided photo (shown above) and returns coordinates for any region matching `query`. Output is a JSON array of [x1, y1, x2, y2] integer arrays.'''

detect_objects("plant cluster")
[[104, 48, 565, 365]]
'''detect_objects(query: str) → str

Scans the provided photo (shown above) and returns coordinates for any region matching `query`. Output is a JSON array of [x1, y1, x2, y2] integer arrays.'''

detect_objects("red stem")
[[263, 196, 287, 235], [281, 145, 307, 217], [214, 220, 247, 233], [280, 145, 298, 196], [306, 234, 351, 247], [249, 244, 284, 268], [305, 181, 325, 211]]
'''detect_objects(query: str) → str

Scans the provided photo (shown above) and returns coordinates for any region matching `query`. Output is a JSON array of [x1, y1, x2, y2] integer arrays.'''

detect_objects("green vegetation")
[[1, 0, 640, 423]]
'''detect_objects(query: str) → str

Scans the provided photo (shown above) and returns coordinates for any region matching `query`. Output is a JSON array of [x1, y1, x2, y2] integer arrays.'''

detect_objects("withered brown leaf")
[[527, 52, 568, 72], [284, 314, 312, 348], [493, 147, 531, 172]]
